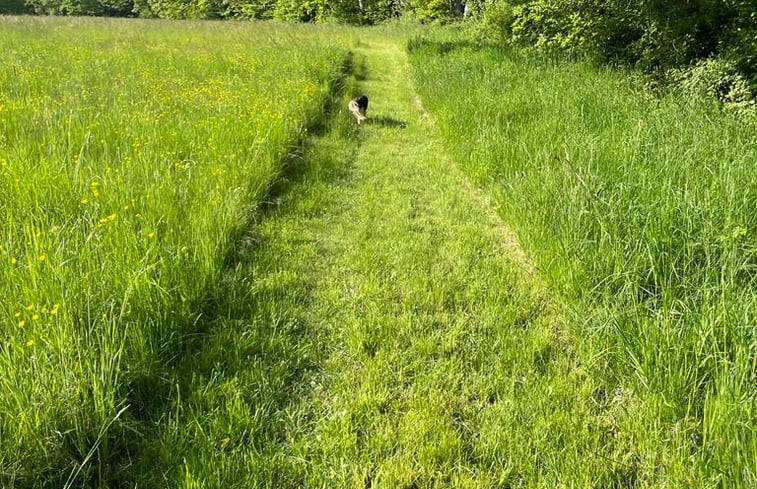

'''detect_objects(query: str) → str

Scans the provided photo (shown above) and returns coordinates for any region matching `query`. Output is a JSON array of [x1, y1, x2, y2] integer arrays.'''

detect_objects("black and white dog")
[[348, 95, 368, 125]]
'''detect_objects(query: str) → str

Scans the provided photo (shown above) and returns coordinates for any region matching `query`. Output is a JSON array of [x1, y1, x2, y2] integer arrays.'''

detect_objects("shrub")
[[671, 56, 754, 107]]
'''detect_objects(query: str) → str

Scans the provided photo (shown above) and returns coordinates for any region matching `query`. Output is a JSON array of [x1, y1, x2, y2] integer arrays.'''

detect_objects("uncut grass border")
[[406, 36, 757, 487], [114, 52, 369, 488], [103, 51, 356, 489], [10, 51, 356, 489]]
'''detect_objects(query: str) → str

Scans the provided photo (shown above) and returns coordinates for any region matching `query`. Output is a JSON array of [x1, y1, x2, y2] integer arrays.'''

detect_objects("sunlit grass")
[[3, 16, 754, 488], [0, 16, 348, 486], [409, 35, 756, 486]]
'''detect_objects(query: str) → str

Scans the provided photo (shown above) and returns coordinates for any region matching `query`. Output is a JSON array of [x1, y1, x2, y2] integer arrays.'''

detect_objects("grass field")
[[1, 16, 755, 489], [409, 34, 757, 487], [0, 17, 349, 486]]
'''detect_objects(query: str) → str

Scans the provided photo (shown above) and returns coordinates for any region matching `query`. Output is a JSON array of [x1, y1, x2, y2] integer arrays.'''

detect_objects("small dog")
[[348, 95, 368, 125]]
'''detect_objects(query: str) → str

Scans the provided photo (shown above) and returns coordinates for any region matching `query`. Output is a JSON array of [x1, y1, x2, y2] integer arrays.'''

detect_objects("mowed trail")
[[135, 39, 598, 488], [288, 41, 593, 486]]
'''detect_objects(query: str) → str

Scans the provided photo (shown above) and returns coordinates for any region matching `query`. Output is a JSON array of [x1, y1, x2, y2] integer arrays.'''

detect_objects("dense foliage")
[[9, 0, 409, 23], [477, 0, 756, 101]]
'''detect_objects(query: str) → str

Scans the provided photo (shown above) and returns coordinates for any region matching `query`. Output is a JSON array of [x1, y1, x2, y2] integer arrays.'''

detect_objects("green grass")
[[409, 34, 757, 487], [124, 36, 674, 489], [2, 16, 755, 489], [0, 16, 349, 486]]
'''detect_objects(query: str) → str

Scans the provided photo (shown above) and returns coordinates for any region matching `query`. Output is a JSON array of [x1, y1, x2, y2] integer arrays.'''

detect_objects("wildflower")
[[25, 305, 33, 311], [148, 231, 155, 238], [108, 213, 116, 221], [31, 314, 39, 321], [732, 226, 747, 239], [81, 198, 89, 205], [38, 254, 46, 262], [50, 304, 59, 315], [26, 339, 34, 347], [18, 320, 25, 328], [14, 312, 21, 318]]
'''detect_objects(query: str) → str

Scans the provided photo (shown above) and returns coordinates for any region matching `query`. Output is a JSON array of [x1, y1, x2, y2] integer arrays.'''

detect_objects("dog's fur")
[[348, 95, 368, 125]]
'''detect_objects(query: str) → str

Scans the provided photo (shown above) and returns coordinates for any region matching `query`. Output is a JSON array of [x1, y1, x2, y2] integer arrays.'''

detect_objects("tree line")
[[1, 0, 754, 101]]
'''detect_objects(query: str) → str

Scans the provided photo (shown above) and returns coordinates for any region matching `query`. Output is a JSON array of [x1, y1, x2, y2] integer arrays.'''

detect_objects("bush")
[[475, 0, 756, 101], [476, 0, 516, 44], [0, 0, 30, 13], [671, 57, 754, 107], [507, 0, 642, 56]]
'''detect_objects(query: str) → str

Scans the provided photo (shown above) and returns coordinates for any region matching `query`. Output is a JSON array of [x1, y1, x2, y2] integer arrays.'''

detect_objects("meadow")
[[0, 17, 348, 486], [409, 35, 757, 486], [1, 15, 756, 489]]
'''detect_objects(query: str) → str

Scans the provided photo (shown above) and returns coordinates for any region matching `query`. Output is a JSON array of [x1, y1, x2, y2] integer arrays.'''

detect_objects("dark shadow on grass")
[[368, 115, 407, 129], [352, 50, 368, 82], [406, 37, 491, 57]]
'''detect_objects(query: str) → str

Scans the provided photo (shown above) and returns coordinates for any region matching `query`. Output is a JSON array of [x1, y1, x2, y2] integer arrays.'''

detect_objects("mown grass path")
[[294, 41, 586, 486], [130, 38, 622, 488]]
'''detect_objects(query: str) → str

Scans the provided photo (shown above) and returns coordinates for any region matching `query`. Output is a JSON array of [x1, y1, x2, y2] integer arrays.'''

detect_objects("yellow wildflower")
[[31, 314, 39, 321], [18, 320, 25, 328], [50, 304, 59, 315], [26, 339, 34, 347], [81, 198, 89, 205], [38, 254, 46, 262]]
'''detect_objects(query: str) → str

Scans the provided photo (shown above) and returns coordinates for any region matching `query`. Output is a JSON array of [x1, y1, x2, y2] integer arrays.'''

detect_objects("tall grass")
[[409, 36, 756, 486], [0, 16, 348, 486]]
